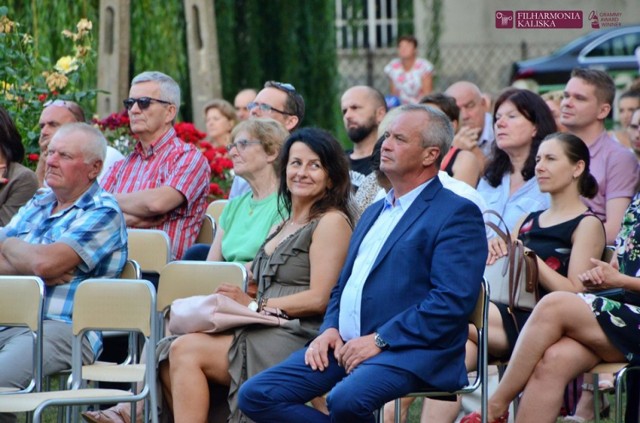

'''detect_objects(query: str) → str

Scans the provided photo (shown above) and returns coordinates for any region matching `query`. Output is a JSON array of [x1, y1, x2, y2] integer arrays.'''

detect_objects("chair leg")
[[594, 373, 601, 423], [374, 406, 384, 423], [615, 368, 626, 423]]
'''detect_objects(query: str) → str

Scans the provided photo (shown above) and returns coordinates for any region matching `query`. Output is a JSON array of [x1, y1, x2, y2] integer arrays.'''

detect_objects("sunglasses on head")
[[43, 99, 86, 122], [267, 81, 296, 93], [123, 97, 172, 111]]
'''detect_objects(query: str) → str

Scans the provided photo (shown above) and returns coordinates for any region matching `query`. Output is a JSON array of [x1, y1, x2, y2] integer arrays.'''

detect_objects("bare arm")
[[123, 212, 166, 228], [266, 212, 352, 317], [1, 237, 81, 282], [538, 215, 605, 293], [604, 197, 631, 244], [419, 72, 433, 97], [205, 227, 225, 262], [388, 78, 399, 97], [35, 157, 46, 188], [580, 257, 640, 292], [451, 150, 481, 188], [114, 186, 185, 218]]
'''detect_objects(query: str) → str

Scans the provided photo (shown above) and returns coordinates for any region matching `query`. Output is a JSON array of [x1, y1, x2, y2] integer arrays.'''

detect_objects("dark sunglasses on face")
[[123, 97, 172, 111]]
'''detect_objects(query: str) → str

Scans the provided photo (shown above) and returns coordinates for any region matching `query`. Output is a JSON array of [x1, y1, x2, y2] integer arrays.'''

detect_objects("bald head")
[[342, 86, 387, 111], [341, 86, 387, 147], [445, 81, 488, 130], [234, 88, 257, 121]]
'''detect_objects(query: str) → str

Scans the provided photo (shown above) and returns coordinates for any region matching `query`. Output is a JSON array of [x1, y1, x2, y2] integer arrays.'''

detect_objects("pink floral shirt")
[[383, 58, 434, 104]]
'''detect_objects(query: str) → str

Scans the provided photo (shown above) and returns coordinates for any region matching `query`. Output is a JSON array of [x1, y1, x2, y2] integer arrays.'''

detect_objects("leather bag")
[[483, 210, 540, 311], [169, 293, 287, 335]]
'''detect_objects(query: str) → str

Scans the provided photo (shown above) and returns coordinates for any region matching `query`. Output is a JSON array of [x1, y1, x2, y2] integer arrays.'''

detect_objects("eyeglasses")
[[264, 81, 301, 117], [43, 99, 85, 122], [247, 102, 293, 116], [226, 139, 262, 152], [123, 97, 172, 110]]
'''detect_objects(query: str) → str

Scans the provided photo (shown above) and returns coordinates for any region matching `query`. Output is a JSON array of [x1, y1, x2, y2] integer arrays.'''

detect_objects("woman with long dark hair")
[[159, 128, 354, 423], [478, 88, 558, 232]]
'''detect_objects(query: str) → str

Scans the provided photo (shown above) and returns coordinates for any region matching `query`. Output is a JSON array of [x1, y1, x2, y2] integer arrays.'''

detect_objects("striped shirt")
[[102, 128, 211, 259], [0, 182, 128, 356]]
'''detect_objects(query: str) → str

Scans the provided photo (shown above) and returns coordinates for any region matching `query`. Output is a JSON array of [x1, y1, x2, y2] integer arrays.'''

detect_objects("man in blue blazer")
[[239, 104, 488, 423]]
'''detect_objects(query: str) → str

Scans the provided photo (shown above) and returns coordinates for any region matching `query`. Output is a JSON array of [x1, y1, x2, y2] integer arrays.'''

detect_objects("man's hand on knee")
[[305, 328, 343, 372], [335, 333, 381, 374]]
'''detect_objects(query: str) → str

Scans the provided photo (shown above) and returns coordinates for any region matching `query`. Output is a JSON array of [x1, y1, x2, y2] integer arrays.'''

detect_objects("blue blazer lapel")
[[369, 178, 442, 272]]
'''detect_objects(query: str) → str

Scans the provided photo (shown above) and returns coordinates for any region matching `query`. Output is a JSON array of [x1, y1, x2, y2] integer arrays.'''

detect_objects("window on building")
[[335, 0, 413, 49]]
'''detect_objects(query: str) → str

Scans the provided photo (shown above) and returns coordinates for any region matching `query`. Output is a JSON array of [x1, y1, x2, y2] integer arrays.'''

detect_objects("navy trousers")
[[238, 348, 423, 423]]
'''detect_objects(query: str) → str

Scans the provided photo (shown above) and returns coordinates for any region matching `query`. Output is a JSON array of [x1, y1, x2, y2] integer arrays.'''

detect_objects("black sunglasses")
[[123, 97, 172, 110]]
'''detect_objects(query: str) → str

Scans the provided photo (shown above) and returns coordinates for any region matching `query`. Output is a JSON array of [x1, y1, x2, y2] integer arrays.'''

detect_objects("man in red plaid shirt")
[[101, 71, 210, 260]]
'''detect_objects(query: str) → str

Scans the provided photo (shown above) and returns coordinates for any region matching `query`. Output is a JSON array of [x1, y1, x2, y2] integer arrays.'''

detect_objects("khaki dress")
[[227, 219, 323, 422]]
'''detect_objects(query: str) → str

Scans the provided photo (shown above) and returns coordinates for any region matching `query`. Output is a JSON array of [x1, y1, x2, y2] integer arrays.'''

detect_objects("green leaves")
[[0, 8, 97, 166]]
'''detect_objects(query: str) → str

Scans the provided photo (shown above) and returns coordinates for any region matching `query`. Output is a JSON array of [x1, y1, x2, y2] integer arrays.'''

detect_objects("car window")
[[585, 32, 640, 58]]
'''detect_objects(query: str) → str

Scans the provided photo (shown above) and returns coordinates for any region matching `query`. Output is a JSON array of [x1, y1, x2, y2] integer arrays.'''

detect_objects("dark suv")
[[510, 25, 640, 92]]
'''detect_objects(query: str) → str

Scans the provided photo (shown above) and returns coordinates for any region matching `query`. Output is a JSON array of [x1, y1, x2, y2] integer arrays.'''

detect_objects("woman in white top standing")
[[384, 35, 434, 104]]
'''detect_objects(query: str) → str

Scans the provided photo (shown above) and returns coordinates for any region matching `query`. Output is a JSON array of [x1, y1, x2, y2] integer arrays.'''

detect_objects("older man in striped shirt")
[[102, 71, 211, 260]]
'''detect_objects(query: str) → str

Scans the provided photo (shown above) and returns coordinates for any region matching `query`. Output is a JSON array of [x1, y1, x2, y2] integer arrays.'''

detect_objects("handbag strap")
[[483, 210, 512, 242]]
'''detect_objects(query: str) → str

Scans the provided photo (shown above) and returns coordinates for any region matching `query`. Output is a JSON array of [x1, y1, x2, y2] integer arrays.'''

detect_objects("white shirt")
[[338, 178, 432, 341], [97, 146, 125, 185], [478, 112, 495, 158], [437, 171, 491, 239]]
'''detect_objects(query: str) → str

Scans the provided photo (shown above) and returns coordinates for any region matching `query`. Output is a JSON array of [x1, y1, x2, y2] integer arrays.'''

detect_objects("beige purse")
[[483, 210, 540, 311], [169, 293, 287, 335]]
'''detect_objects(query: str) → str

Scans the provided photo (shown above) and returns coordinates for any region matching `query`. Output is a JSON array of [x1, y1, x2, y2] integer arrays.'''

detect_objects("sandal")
[[82, 408, 130, 423], [562, 386, 611, 422], [598, 379, 615, 393], [460, 410, 509, 423]]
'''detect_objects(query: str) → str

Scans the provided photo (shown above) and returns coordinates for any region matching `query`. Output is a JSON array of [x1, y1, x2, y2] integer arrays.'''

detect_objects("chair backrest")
[[0, 276, 45, 331], [69, 279, 157, 404], [121, 259, 142, 280], [0, 276, 45, 393], [470, 278, 489, 331], [207, 199, 228, 223], [157, 261, 247, 315], [195, 214, 216, 245], [127, 229, 171, 273], [73, 279, 156, 338]]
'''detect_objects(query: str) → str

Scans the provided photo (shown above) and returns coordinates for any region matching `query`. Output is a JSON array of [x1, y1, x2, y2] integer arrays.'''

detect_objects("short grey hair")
[[52, 122, 107, 165], [396, 104, 453, 166], [131, 71, 181, 115]]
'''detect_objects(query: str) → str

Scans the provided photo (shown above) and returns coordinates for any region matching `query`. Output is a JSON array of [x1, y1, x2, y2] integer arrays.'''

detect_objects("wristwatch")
[[248, 300, 259, 312], [374, 332, 389, 350]]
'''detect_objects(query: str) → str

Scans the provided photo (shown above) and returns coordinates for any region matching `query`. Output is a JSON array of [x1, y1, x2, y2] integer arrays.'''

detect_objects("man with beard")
[[340, 86, 387, 191]]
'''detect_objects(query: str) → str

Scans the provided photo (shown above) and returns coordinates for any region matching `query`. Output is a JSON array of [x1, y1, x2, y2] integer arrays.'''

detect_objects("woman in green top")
[[180, 118, 289, 265], [205, 118, 288, 264]]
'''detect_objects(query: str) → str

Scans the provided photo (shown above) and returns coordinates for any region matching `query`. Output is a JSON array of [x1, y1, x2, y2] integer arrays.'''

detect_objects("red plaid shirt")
[[102, 128, 211, 259]]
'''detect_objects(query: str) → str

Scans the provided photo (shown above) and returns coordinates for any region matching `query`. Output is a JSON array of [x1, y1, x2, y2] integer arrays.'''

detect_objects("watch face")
[[375, 333, 387, 348]]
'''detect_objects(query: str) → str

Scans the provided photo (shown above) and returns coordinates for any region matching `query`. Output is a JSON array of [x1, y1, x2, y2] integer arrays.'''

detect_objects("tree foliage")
[[4, 0, 340, 132], [215, 0, 340, 131]]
